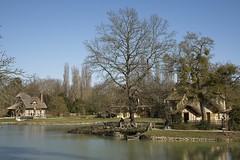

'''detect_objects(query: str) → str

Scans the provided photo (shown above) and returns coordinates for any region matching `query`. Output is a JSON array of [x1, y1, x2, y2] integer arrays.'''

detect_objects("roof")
[[165, 91, 184, 101], [21, 96, 47, 109], [184, 98, 202, 116], [203, 97, 225, 113], [16, 92, 31, 99], [8, 92, 47, 110], [7, 103, 20, 110], [166, 90, 226, 114]]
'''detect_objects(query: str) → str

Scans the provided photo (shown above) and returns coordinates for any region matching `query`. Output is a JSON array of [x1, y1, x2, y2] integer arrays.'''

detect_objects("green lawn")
[[0, 116, 163, 125]]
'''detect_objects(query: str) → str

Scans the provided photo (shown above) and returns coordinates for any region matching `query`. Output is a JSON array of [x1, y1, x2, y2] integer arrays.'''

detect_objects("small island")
[[66, 119, 240, 142]]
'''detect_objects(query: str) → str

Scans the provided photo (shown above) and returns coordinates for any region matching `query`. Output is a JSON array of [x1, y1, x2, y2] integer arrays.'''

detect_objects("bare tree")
[[71, 66, 81, 101], [0, 47, 24, 114], [38, 78, 63, 96], [63, 63, 70, 98], [80, 64, 92, 100], [85, 8, 175, 120], [0, 52, 24, 84], [0, 31, 24, 88], [23, 74, 41, 96]]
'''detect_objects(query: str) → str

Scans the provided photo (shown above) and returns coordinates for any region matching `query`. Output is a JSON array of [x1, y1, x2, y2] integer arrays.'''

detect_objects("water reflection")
[[162, 142, 233, 160], [0, 125, 239, 160], [0, 146, 95, 160]]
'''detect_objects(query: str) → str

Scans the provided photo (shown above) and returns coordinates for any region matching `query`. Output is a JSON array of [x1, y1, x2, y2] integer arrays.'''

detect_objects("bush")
[[46, 95, 69, 117], [228, 120, 240, 131], [228, 107, 240, 131], [172, 122, 194, 130], [195, 121, 210, 130], [171, 113, 182, 124]]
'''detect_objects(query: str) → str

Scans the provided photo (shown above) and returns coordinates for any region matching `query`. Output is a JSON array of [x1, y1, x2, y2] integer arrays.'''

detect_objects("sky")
[[1, 0, 240, 83]]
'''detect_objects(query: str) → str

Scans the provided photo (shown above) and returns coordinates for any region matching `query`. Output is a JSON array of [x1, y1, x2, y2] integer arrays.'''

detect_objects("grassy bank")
[[0, 116, 163, 125]]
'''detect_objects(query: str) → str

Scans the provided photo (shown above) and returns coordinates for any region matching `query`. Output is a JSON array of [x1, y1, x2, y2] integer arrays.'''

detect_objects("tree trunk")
[[129, 108, 135, 122], [128, 94, 137, 122], [200, 102, 206, 121], [198, 93, 206, 121]]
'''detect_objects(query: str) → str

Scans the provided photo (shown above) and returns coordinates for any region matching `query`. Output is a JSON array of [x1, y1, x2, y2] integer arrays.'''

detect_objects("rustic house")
[[102, 105, 158, 119], [164, 90, 228, 123], [7, 92, 47, 118]]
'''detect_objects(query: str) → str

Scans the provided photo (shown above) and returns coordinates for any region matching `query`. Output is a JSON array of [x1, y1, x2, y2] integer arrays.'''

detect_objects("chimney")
[[40, 93, 43, 102]]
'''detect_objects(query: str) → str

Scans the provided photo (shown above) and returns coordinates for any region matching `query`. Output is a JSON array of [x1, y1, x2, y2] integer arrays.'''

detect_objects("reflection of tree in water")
[[127, 141, 158, 160], [186, 145, 227, 160], [229, 145, 240, 160], [163, 142, 235, 160], [103, 141, 240, 160], [126, 141, 169, 160], [163, 142, 192, 159]]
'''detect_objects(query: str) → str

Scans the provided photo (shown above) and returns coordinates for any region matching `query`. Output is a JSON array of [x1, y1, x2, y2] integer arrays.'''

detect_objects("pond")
[[0, 125, 239, 160]]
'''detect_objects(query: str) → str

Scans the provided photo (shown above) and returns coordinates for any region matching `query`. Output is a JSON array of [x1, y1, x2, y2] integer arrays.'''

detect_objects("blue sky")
[[1, 0, 240, 83]]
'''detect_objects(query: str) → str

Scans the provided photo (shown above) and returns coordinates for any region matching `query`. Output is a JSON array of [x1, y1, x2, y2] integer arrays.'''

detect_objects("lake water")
[[0, 125, 239, 160]]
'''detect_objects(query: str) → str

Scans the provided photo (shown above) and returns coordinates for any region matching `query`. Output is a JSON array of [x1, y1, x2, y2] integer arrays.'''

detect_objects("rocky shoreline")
[[67, 122, 150, 140], [149, 136, 232, 142]]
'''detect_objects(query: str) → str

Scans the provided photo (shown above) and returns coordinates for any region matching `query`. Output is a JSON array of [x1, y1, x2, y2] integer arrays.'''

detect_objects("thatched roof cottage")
[[165, 90, 228, 123], [7, 92, 47, 118]]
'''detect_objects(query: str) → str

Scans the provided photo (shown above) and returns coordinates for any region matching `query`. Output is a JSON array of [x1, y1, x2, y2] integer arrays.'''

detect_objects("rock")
[[112, 132, 125, 139]]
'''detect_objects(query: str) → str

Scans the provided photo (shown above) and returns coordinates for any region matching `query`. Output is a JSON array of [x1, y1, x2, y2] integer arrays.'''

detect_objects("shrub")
[[195, 120, 210, 130], [172, 122, 198, 130], [228, 107, 240, 131]]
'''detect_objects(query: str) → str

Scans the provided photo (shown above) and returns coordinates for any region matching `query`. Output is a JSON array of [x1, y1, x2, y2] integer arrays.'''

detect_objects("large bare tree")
[[0, 31, 24, 84], [85, 8, 175, 120]]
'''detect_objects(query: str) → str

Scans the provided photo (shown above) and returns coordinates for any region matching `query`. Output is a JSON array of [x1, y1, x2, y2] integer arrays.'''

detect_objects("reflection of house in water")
[[7, 92, 47, 119], [165, 90, 229, 123]]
